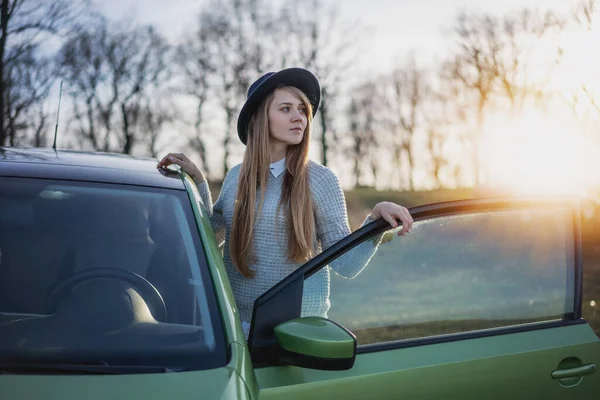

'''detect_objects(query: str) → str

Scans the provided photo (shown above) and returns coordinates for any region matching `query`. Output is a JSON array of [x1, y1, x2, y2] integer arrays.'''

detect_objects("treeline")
[[1, 0, 597, 188]]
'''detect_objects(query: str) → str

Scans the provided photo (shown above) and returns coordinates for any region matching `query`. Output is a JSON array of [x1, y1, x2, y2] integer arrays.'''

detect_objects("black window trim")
[[356, 319, 588, 354], [248, 197, 583, 365]]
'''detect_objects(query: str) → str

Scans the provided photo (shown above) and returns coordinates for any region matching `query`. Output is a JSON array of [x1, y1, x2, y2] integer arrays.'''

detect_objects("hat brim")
[[237, 68, 321, 145]]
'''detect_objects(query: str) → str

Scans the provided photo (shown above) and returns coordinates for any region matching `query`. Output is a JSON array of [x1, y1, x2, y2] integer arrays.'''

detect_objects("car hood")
[[0, 366, 249, 400]]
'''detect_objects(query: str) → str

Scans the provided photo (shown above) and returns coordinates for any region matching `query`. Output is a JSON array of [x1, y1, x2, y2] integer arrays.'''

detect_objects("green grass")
[[353, 317, 563, 345], [325, 207, 600, 343]]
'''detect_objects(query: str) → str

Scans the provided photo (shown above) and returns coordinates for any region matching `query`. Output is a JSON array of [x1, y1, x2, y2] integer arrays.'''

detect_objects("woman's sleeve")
[[195, 178, 227, 246], [313, 167, 383, 279]]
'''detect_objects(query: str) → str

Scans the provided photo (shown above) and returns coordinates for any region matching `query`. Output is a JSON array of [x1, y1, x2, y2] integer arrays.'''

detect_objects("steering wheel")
[[47, 268, 167, 322]]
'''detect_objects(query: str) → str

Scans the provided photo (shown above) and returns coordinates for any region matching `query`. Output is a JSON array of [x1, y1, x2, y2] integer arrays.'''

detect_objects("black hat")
[[237, 68, 321, 145]]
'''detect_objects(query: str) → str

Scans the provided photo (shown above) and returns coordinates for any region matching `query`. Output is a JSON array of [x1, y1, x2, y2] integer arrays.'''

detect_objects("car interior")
[[0, 178, 211, 357]]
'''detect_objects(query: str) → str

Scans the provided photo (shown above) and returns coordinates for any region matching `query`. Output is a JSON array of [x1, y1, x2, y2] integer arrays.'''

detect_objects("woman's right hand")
[[157, 153, 205, 183]]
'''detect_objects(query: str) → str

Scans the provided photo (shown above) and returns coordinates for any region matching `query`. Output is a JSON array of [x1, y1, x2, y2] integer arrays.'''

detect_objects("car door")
[[251, 199, 599, 399]]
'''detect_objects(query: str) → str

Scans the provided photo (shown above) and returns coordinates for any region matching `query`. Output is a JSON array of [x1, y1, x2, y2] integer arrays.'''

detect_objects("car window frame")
[[181, 174, 240, 349], [248, 197, 584, 366]]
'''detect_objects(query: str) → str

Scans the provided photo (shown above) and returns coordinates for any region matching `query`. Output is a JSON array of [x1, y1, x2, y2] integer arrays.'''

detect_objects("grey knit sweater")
[[197, 161, 382, 323]]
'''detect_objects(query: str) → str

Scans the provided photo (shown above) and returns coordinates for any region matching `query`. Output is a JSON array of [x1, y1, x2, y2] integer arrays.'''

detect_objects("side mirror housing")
[[274, 317, 356, 370]]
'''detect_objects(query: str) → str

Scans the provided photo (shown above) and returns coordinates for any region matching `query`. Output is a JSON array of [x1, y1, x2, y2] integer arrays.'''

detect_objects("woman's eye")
[[299, 108, 306, 114], [281, 107, 289, 112]]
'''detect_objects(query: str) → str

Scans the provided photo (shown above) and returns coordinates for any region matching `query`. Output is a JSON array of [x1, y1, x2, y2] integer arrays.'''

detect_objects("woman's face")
[[267, 88, 308, 147]]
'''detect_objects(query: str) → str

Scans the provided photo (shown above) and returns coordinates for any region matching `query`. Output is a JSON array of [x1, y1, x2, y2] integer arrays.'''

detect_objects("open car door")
[[249, 198, 599, 399]]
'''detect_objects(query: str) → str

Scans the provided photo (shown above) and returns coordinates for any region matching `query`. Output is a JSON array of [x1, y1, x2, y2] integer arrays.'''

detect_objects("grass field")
[[343, 187, 600, 340], [326, 209, 577, 343]]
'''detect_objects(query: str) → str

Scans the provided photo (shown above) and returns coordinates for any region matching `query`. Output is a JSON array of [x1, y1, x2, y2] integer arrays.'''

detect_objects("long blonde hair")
[[230, 86, 315, 278]]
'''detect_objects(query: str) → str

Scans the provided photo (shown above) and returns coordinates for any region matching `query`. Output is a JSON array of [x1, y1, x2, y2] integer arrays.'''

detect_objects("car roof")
[[0, 147, 185, 190]]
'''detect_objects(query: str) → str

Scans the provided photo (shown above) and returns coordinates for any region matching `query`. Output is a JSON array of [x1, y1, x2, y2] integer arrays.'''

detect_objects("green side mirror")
[[274, 317, 357, 370]]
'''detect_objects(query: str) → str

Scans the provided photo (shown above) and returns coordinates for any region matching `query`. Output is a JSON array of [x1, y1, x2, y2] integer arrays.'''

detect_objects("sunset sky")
[[88, 0, 600, 193]]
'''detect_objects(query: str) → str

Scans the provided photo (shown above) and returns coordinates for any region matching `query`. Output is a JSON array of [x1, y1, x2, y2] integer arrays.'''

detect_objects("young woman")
[[158, 68, 413, 336]]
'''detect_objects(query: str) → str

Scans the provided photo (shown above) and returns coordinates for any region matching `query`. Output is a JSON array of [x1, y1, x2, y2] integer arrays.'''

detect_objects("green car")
[[1, 147, 598, 399]]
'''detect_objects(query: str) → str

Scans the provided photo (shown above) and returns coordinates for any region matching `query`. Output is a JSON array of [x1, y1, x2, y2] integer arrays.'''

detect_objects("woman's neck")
[[269, 143, 288, 163]]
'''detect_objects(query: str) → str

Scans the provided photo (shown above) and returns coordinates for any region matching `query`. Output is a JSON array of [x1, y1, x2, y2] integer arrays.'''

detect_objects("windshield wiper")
[[0, 361, 174, 375]]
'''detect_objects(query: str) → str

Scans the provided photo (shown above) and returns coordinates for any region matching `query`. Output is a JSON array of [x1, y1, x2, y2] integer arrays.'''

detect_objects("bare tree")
[[346, 82, 380, 188], [175, 25, 215, 176], [138, 95, 176, 158], [3, 46, 54, 146], [381, 56, 428, 190], [569, 0, 599, 118], [424, 84, 462, 189], [447, 13, 499, 185], [58, 18, 172, 154], [492, 9, 565, 112], [193, 0, 272, 175], [277, 0, 365, 167], [0, 0, 87, 146], [447, 8, 564, 184], [573, 0, 596, 30]]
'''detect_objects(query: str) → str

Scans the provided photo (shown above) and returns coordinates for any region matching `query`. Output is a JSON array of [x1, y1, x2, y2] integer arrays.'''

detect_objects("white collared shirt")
[[269, 157, 286, 178]]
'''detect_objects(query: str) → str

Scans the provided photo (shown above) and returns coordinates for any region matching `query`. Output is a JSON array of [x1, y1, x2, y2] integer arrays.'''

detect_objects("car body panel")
[[183, 174, 258, 398], [252, 200, 598, 399], [256, 323, 600, 399], [183, 173, 248, 345], [231, 341, 260, 399], [1, 365, 249, 400]]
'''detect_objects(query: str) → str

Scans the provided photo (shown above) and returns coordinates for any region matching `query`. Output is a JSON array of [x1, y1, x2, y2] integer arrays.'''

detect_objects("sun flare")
[[480, 110, 598, 197]]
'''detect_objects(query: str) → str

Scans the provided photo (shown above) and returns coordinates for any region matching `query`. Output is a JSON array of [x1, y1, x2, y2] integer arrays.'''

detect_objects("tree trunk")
[[353, 138, 360, 187], [123, 135, 133, 154], [121, 103, 133, 154], [473, 98, 485, 186], [194, 100, 209, 176], [85, 96, 98, 150], [0, 0, 8, 146], [394, 148, 402, 189], [8, 104, 15, 146], [406, 146, 414, 191], [433, 163, 442, 188], [319, 95, 328, 167], [34, 114, 45, 147], [371, 161, 378, 188], [6, 85, 14, 145], [223, 107, 234, 176]]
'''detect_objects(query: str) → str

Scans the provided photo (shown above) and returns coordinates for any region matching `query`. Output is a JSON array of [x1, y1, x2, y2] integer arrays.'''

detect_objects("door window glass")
[[306, 208, 575, 346]]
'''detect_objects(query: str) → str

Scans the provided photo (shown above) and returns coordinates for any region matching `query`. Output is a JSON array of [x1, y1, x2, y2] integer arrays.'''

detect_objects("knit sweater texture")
[[197, 161, 381, 323]]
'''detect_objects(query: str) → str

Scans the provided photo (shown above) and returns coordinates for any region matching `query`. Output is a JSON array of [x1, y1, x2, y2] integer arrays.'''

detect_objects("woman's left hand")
[[370, 202, 413, 236]]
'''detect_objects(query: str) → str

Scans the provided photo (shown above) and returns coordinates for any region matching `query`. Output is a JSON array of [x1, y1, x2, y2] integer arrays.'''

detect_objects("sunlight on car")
[[39, 189, 74, 200]]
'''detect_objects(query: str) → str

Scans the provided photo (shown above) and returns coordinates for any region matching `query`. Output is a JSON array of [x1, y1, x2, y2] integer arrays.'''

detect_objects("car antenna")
[[52, 80, 63, 152]]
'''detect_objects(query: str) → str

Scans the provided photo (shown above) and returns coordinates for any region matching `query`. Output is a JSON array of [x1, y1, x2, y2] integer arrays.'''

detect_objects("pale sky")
[[93, 0, 579, 73], [85, 0, 595, 190]]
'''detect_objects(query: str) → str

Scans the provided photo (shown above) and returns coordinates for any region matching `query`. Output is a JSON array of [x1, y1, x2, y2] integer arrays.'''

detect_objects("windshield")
[[0, 177, 226, 372]]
